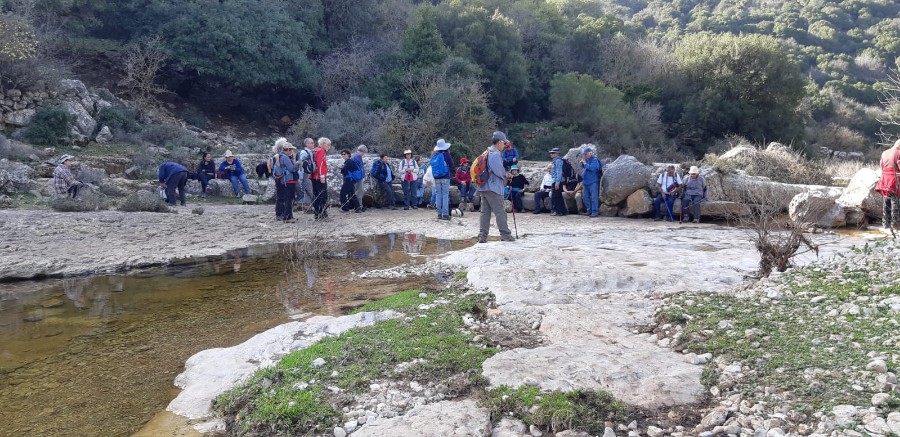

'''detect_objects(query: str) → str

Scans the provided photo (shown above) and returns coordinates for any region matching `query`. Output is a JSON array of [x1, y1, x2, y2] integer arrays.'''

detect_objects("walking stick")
[[663, 194, 675, 222], [510, 197, 518, 239]]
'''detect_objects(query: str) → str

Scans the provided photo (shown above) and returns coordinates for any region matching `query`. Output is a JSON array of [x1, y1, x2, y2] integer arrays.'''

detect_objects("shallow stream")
[[0, 234, 469, 437]]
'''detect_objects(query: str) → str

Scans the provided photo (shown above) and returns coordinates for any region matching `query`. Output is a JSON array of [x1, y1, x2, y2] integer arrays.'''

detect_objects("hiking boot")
[[477, 236, 487, 243], [404, 206, 409, 210], [501, 235, 516, 242], [693, 219, 700, 223], [439, 215, 450, 221], [550, 212, 558, 216], [200, 192, 207, 198], [412, 206, 418, 209]]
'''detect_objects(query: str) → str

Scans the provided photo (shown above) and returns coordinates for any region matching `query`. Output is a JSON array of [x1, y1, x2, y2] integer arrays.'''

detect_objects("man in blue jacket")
[[549, 148, 567, 216], [371, 154, 397, 209], [158, 161, 188, 206], [476, 131, 515, 243], [581, 146, 602, 217], [501, 142, 519, 169]]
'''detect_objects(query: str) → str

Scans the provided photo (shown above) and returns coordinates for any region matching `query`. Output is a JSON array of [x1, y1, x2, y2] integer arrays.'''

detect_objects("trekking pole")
[[663, 195, 675, 221], [510, 197, 518, 239]]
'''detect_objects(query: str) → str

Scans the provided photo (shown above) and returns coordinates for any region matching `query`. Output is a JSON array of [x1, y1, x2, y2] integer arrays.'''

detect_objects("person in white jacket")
[[532, 165, 554, 214], [398, 149, 420, 210]]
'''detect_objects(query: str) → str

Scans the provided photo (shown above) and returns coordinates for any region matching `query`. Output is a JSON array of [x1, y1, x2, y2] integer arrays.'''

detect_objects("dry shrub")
[[0, 134, 38, 161], [627, 142, 694, 166], [815, 158, 876, 180], [808, 123, 868, 153], [118, 190, 170, 213], [49, 190, 109, 212], [705, 141, 831, 185]]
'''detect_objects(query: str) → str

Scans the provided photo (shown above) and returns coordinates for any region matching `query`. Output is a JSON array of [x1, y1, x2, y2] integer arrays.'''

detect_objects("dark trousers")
[[379, 180, 395, 207], [274, 182, 287, 219], [279, 183, 296, 220], [401, 180, 414, 207], [653, 194, 677, 220], [340, 180, 360, 211], [551, 185, 567, 215], [312, 179, 328, 218], [197, 172, 214, 193], [165, 171, 188, 206], [884, 194, 900, 229], [67, 184, 80, 199], [533, 191, 550, 213], [509, 190, 524, 212]]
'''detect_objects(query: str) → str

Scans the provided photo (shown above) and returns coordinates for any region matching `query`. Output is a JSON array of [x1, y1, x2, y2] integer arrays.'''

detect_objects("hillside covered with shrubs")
[[1, 0, 899, 160]]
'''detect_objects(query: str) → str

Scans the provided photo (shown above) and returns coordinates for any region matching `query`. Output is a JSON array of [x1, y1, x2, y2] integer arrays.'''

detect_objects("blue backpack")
[[348, 160, 364, 182], [430, 153, 449, 178]]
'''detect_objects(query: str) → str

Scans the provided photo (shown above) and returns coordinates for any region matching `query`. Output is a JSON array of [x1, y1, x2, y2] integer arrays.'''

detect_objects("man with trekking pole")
[[476, 131, 516, 243], [653, 164, 682, 222]]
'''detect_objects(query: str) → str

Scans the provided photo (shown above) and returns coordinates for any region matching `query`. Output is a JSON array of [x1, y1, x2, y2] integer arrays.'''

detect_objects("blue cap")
[[549, 147, 560, 154], [510, 165, 519, 170], [492, 131, 507, 144]]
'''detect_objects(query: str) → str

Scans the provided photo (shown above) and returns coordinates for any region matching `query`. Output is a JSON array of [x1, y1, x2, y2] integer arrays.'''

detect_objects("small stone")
[[418, 292, 427, 298], [603, 427, 617, 437], [333, 427, 346, 437], [872, 392, 891, 406], [646, 426, 664, 437], [766, 428, 785, 437], [312, 358, 326, 368], [343, 420, 358, 433], [810, 295, 827, 303], [529, 424, 543, 436], [866, 359, 888, 373], [701, 408, 728, 427]]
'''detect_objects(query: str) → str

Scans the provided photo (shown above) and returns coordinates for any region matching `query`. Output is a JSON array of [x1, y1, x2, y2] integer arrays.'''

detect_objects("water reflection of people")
[[403, 233, 424, 254], [437, 238, 452, 254], [63, 278, 89, 309], [62, 277, 112, 317], [388, 233, 396, 251], [304, 260, 318, 289]]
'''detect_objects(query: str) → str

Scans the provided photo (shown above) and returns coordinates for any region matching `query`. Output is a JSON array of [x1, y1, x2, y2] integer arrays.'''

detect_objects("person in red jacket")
[[312, 137, 332, 220], [455, 158, 474, 203], [876, 139, 900, 231]]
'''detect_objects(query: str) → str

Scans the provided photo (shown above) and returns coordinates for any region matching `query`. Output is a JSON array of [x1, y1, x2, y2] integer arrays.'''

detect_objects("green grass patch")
[[660, 250, 900, 412], [485, 385, 626, 434], [215, 289, 496, 435]]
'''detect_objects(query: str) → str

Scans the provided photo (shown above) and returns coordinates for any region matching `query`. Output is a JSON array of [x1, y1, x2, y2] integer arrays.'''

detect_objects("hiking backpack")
[[348, 160, 364, 182], [429, 153, 449, 178], [300, 149, 316, 175], [562, 158, 574, 182], [271, 154, 284, 179], [470, 151, 491, 187]]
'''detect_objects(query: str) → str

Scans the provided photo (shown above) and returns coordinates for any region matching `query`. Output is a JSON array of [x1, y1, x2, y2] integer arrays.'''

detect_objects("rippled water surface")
[[0, 234, 469, 437]]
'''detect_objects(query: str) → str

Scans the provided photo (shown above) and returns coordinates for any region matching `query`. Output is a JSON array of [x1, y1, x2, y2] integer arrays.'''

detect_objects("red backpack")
[[470, 151, 491, 187]]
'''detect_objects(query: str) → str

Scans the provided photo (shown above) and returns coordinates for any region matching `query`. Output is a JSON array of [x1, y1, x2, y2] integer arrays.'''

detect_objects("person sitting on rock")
[[502, 141, 519, 169], [507, 165, 529, 213], [158, 161, 188, 206], [53, 154, 83, 199], [532, 164, 553, 214], [219, 150, 252, 197], [562, 178, 584, 215], [455, 158, 474, 204], [876, 139, 900, 231], [681, 166, 707, 223], [195, 153, 216, 198], [653, 164, 682, 221], [371, 154, 397, 209]]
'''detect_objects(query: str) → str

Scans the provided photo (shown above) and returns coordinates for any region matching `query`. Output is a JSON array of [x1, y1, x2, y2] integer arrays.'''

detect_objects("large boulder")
[[0, 160, 36, 193], [718, 145, 758, 162], [789, 192, 846, 228], [3, 109, 35, 127], [692, 201, 752, 219], [62, 100, 97, 140], [620, 189, 652, 217], [836, 168, 882, 218], [601, 155, 651, 205], [704, 169, 841, 213], [95, 126, 113, 144]]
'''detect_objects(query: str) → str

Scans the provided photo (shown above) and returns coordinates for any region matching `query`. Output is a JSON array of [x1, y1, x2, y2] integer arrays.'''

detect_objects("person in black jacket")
[[339, 150, 361, 212], [196, 153, 216, 198], [507, 165, 529, 213]]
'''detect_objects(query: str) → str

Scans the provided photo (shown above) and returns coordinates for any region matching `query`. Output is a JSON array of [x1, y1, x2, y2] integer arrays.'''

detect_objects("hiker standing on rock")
[[269, 138, 286, 220], [476, 131, 515, 243], [339, 149, 362, 213], [297, 138, 316, 211], [53, 154, 83, 199], [549, 148, 567, 216], [371, 154, 398, 210], [581, 146, 601, 217], [432, 139, 454, 220], [681, 166, 707, 223], [876, 139, 900, 231], [312, 138, 331, 220], [273, 139, 299, 223], [399, 149, 419, 210], [158, 161, 188, 206], [352, 145, 367, 212]]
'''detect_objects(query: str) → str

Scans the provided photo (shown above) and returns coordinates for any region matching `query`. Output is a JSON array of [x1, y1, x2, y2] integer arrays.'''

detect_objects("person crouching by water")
[[340, 149, 362, 212], [681, 166, 707, 223], [158, 161, 188, 206], [273, 139, 299, 223], [53, 154, 83, 199], [476, 131, 515, 243]]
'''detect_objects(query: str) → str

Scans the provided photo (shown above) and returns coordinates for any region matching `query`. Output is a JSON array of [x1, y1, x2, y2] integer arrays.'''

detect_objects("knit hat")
[[491, 131, 507, 144]]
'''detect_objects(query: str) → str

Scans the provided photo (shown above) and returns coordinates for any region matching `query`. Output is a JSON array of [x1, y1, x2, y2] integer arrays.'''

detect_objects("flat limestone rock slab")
[[353, 399, 491, 437]]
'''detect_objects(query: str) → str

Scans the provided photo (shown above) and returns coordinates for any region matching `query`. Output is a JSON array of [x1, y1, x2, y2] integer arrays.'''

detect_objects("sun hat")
[[59, 154, 75, 163], [282, 142, 296, 150], [510, 165, 519, 171], [689, 166, 700, 174], [404, 149, 412, 155], [491, 131, 507, 144], [224, 150, 234, 157], [549, 147, 560, 154], [435, 139, 451, 151], [460, 158, 469, 165]]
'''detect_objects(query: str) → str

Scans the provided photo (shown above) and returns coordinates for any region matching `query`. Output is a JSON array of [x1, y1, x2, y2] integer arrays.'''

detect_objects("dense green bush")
[[550, 73, 642, 148], [95, 106, 141, 134], [24, 106, 74, 146]]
